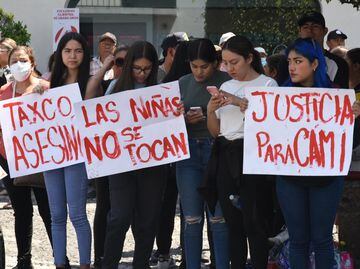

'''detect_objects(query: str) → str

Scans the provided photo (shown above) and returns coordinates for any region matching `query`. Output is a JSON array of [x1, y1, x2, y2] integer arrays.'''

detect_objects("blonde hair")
[[0, 38, 17, 50]]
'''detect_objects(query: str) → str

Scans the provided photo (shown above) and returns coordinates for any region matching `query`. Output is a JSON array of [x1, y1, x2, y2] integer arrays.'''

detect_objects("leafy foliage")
[[325, 0, 360, 9], [0, 8, 31, 45], [205, 0, 320, 54]]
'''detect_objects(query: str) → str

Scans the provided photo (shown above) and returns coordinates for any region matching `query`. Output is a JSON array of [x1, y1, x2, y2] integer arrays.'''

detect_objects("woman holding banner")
[[99, 41, 167, 269], [176, 38, 231, 269], [276, 38, 344, 269], [44, 32, 92, 269], [0, 45, 54, 269], [206, 35, 277, 269]]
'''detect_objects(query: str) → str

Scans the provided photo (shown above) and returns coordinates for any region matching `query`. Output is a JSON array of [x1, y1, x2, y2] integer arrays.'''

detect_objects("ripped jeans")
[[177, 138, 229, 269]]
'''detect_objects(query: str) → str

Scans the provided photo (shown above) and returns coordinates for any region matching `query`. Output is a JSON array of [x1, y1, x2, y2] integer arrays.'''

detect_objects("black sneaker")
[[149, 250, 159, 266], [93, 257, 103, 269], [157, 254, 176, 269], [12, 255, 33, 269]]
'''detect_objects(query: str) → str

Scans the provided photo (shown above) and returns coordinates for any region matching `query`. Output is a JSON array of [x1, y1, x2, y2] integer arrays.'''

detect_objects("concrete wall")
[[1, 0, 66, 73], [321, 0, 360, 50], [172, 0, 206, 38]]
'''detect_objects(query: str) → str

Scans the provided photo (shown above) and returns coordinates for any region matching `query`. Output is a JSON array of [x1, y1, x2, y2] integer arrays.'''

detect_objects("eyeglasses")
[[115, 58, 125, 67], [132, 65, 152, 74]]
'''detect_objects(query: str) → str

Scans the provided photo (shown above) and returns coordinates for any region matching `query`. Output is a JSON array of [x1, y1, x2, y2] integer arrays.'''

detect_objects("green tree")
[[205, 0, 359, 54], [0, 8, 31, 45], [205, 0, 320, 54]]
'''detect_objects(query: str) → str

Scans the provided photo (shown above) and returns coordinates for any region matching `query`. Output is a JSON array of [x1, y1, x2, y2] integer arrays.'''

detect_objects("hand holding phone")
[[189, 106, 203, 115], [186, 106, 205, 124]]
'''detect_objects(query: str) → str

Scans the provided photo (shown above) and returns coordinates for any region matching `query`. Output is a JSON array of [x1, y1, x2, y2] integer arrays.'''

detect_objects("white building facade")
[[1, 0, 359, 73]]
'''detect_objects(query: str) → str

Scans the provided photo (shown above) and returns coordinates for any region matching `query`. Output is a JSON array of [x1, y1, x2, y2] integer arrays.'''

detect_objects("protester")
[[84, 44, 129, 269], [298, 11, 349, 88], [206, 35, 277, 269], [45, 32, 92, 269], [177, 38, 231, 269], [0, 45, 54, 269], [264, 53, 289, 85], [99, 41, 168, 269], [152, 41, 191, 269], [90, 32, 116, 80], [255, 47, 267, 67], [158, 32, 189, 82], [103, 45, 129, 95], [218, 32, 235, 48], [0, 38, 16, 87], [326, 29, 347, 51], [277, 38, 343, 269], [348, 49, 360, 173], [111, 45, 128, 79], [347, 48, 360, 91], [218, 33, 236, 72]]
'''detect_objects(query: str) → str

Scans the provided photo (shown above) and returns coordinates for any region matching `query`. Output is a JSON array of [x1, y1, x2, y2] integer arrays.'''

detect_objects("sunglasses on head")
[[115, 58, 125, 67]]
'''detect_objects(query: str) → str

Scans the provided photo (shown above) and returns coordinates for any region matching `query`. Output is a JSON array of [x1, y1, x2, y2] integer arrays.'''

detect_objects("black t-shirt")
[[324, 50, 349, 89]]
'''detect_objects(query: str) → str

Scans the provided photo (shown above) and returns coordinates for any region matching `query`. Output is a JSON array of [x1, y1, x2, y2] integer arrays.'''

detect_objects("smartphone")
[[207, 86, 220, 96], [189, 106, 203, 114]]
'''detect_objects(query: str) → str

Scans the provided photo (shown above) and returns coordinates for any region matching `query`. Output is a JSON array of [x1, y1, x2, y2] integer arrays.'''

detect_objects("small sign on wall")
[[53, 8, 79, 51]]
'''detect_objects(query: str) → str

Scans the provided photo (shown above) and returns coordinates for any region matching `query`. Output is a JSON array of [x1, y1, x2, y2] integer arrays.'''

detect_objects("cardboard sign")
[[53, 8, 79, 51], [243, 87, 355, 176], [0, 84, 84, 178], [74, 81, 190, 179]]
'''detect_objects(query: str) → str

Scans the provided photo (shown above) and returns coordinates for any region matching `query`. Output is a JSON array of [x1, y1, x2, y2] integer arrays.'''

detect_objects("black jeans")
[[102, 166, 166, 269], [216, 139, 269, 269], [93, 176, 110, 261], [155, 164, 178, 255], [0, 155, 52, 259]]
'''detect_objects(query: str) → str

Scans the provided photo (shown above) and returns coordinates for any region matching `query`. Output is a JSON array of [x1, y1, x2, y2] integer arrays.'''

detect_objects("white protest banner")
[[53, 8, 79, 51], [0, 165, 7, 180], [0, 83, 84, 178], [243, 87, 355, 176], [74, 81, 190, 179]]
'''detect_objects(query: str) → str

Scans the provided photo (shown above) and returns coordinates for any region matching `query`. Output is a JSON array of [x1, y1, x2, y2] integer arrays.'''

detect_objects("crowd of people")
[[1, 9, 360, 269]]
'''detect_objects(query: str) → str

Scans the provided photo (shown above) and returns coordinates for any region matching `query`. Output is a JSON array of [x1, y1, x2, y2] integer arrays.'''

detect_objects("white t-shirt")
[[216, 74, 278, 140]]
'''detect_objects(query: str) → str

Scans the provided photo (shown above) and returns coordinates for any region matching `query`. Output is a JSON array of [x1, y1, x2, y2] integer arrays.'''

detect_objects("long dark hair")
[[222, 35, 264, 74], [284, 38, 331, 88], [112, 41, 158, 93], [187, 38, 217, 63], [50, 32, 90, 97], [163, 41, 191, 83], [266, 54, 289, 86], [347, 48, 360, 65]]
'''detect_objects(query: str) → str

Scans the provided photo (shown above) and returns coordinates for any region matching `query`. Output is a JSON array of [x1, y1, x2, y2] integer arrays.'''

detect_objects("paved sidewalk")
[[0, 201, 211, 269]]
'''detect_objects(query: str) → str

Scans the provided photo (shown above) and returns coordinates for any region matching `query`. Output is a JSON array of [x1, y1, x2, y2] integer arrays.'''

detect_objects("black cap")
[[327, 29, 348, 41], [298, 11, 326, 28]]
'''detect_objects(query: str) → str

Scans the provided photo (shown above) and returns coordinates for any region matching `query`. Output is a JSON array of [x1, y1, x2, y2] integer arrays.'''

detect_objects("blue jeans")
[[177, 138, 229, 269], [276, 177, 344, 269], [44, 163, 92, 265]]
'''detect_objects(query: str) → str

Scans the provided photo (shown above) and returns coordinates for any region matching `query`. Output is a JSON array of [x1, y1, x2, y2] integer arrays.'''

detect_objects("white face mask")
[[10, 61, 32, 82], [261, 57, 267, 67]]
